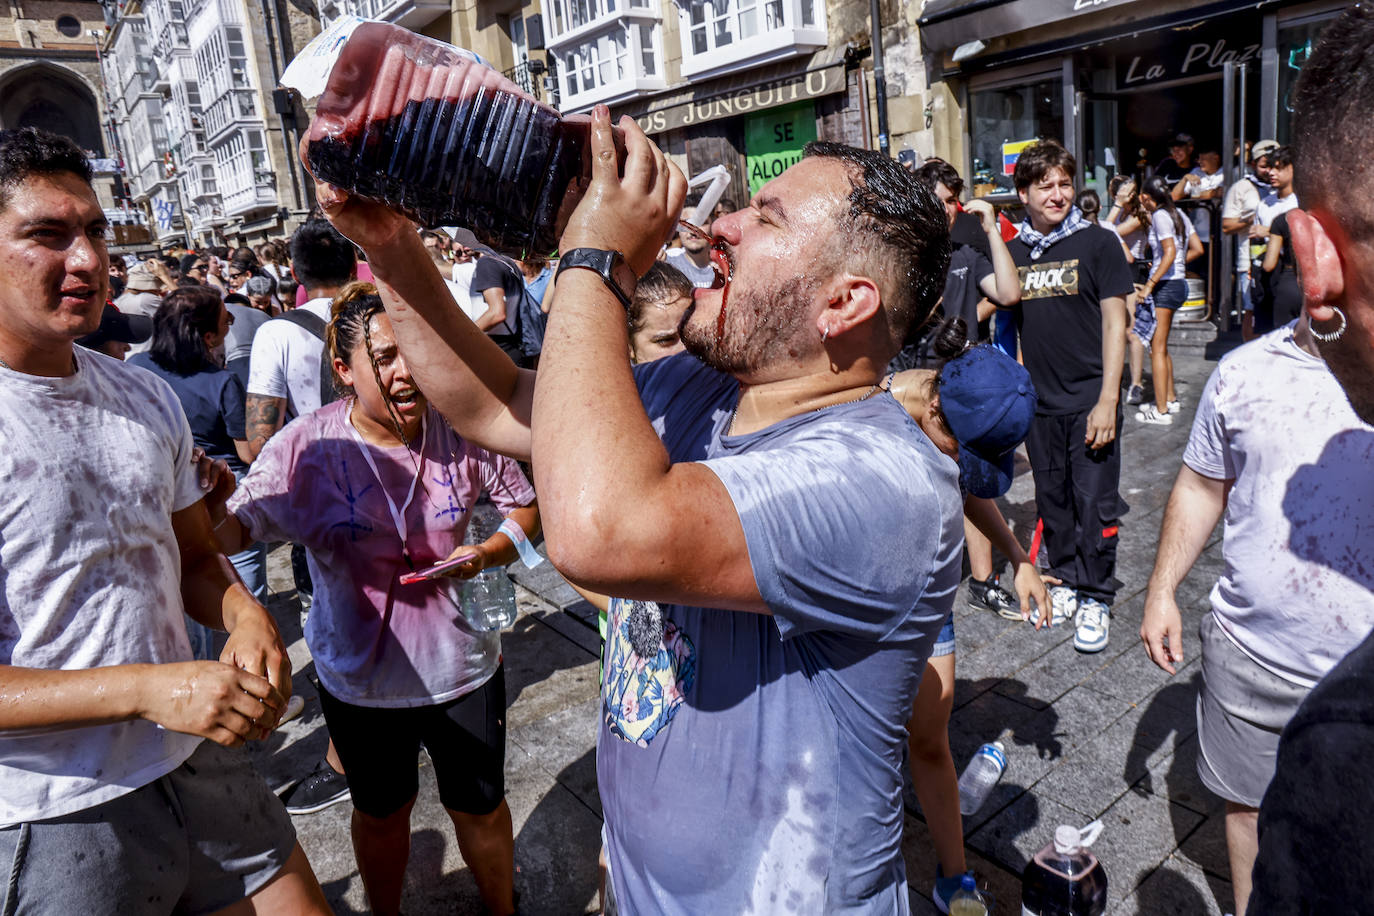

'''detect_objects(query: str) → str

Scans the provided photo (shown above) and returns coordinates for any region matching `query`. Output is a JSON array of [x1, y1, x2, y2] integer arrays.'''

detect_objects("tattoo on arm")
[[245, 395, 285, 459]]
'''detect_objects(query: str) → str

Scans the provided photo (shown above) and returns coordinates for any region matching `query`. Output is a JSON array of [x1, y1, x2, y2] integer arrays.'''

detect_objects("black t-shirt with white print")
[[1008, 224, 1134, 415]]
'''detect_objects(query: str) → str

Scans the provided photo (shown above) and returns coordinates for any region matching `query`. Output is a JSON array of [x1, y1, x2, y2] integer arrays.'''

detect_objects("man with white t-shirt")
[[244, 217, 357, 456], [664, 206, 718, 289], [0, 127, 330, 914], [1250, 146, 1299, 334], [1141, 314, 1374, 916], [1222, 141, 1278, 340]]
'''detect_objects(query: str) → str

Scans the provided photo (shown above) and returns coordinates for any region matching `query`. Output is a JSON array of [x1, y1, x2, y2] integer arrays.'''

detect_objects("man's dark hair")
[[915, 159, 964, 198], [290, 217, 358, 291], [802, 142, 951, 349], [629, 261, 694, 336], [1012, 141, 1077, 191], [179, 253, 204, 275], [149, 285, 224, 375], [1292, 5, 1374, 235], [0, 128, 92, 213], [1267, 145, 1293, 169]]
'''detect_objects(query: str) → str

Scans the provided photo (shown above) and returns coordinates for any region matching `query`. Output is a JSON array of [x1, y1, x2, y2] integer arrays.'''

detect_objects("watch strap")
[[555, 248, 635, 309]]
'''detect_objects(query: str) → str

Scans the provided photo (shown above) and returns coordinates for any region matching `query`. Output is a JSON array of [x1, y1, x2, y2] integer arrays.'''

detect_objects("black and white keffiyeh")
[[1016, 206, 1092, 260]]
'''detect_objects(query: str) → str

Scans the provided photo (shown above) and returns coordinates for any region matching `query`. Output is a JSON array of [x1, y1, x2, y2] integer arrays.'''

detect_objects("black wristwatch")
[[555, 248, 636, 309]]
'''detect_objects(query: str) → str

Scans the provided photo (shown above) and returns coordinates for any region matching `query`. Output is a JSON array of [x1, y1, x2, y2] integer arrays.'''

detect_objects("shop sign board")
[[635, 64, 846, 135], [744, 103, 818, 193], [1002, 139, 1036, 175], [1116, 29, 1261, 90]]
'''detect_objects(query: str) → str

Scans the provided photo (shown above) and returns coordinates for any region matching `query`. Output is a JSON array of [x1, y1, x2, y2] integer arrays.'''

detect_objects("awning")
[[918, 0, 1147, 53]]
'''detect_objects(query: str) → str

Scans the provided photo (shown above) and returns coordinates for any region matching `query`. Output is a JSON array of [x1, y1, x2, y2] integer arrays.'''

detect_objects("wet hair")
[[290, 217, 358, 291], [1292, 5, 1374, 236], [327, 282, 409, 442], [0, 127, 92, 213], [628, 262, 693, 337], [915, 159, 964, 198], [1141, 175, 1187, 240], [1076, 189, 1102, 220], [802, 141, 951, 350], [1013, 141, 1077, 191], [149, 285, 224, 375]]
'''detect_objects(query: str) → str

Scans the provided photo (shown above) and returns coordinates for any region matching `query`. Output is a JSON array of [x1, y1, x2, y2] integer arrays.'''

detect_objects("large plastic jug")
[[1020, 820, 1108, 916], [282, 17, 621, 258]]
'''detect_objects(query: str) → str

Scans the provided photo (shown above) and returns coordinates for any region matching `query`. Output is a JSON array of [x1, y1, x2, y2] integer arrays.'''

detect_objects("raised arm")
[[1142, 465, 1230, 673], [303, 142, 536, 460], [967, 199, 1021, 308], [531, 108, 763, 610]]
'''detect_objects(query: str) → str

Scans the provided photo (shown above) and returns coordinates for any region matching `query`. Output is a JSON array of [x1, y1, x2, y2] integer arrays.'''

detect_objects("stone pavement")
[[245, 334, 1241, 915]]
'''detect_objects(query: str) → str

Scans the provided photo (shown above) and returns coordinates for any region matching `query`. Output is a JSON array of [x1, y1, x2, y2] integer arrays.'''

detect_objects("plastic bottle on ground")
[[948, 873, 990, 916], [1020, 821, 1108, 916], [957, 740, 1007, 816]]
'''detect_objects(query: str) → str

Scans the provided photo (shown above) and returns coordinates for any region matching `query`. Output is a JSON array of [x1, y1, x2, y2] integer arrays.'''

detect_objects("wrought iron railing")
[[502, 58, 559, 107]]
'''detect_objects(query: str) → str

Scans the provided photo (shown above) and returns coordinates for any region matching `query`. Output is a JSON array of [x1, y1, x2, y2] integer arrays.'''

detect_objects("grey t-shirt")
[[600, 353, 964, 914]]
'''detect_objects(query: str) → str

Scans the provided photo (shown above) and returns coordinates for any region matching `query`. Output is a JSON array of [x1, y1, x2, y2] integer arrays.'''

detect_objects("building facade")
[[0, 0, 151, 246], [99, 0, 317, 247]]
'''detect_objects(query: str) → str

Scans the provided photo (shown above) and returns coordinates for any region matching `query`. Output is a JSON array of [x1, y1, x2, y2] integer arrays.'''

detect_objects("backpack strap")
[[270, 308, 338, 407]]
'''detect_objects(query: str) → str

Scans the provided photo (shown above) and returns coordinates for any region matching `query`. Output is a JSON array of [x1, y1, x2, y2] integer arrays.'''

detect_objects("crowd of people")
[[2, 5, 1373, 916]]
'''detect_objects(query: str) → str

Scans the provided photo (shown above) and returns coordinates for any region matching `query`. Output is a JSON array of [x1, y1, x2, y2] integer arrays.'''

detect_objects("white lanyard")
[[346, 404, 427, 566]]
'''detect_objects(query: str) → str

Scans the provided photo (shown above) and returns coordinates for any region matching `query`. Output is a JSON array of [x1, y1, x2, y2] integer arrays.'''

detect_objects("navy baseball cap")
[[938, 345, 1037, 499], [76, 303, 152, 350]]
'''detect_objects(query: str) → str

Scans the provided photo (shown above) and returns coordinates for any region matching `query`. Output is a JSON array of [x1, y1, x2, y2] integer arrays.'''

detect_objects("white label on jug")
[[1021, 907, 1036, 916], [280, 15, 368, 100]]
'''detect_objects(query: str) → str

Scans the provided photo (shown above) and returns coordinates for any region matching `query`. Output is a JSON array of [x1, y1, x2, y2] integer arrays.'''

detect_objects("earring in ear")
[[821, 326, 830, 343], [1311, 306, 1347, 343]]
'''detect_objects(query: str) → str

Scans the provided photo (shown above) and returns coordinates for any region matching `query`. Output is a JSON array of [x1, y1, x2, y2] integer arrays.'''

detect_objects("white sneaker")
[[1073, 597, 1111, 653], [1167, 400, 1182, 414], [1048, 586, 1078, 627], [1137, 403, 1174, 425]]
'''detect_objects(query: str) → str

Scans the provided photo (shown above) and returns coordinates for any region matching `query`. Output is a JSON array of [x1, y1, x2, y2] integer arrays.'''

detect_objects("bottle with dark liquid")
[[1020, 822, 1108, 916], [282, 18, 622, 259]]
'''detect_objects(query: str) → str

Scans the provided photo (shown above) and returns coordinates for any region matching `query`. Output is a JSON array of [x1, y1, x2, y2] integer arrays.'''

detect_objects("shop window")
[[969, 76, 1063, 196], [1276, 15, 1338, 145], [556, 21, 663, 109]]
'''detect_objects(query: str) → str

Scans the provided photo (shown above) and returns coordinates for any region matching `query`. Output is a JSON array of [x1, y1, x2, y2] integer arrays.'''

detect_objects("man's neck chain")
[[728, 375, 891, 437], [0, 352, 79, 374]]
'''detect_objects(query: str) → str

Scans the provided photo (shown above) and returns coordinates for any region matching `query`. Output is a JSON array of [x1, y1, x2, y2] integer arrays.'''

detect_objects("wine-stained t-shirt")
[[228, 401, 534, 706], [1182, 324, 1374, 688], [599, 352, 964, 915], [1008, 225, 1134, 414], [0, 348, 204, 827]]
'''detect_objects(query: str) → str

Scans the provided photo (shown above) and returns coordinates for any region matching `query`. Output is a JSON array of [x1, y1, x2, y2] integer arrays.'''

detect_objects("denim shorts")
[[931, 610, 956, 658], [1152, 277, 1189, 311], [0, 741, 296, 916]]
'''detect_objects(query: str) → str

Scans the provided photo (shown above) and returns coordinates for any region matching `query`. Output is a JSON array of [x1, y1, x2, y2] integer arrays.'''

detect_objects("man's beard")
[[679, 276, 815, 376]]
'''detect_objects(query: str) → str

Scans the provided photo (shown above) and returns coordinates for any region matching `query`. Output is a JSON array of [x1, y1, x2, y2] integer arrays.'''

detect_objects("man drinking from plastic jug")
[[305, 106, 964, 912]]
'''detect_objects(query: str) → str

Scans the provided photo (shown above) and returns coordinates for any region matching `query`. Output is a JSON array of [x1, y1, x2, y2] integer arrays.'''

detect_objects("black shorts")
[[317, 666, 507, 819]]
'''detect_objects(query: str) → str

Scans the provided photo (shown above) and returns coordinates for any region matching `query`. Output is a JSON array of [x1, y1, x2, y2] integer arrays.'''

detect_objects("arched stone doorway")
[[0, 64, 104, 153]]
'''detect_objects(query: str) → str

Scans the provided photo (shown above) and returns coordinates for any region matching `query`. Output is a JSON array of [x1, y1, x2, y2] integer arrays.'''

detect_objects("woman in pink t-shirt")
[[213, 283, 536, 916]]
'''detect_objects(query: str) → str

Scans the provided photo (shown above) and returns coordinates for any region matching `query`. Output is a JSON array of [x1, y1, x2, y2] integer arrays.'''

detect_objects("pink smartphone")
[[399, 552, 478, 585]]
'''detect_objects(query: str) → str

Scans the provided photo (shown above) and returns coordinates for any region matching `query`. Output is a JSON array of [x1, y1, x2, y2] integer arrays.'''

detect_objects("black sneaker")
[[968, 574, 1022, 620], [280, 761, 351, 815]]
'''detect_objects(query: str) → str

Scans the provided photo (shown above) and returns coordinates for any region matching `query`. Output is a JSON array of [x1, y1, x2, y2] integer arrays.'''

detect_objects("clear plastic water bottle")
[[1020, 821, 1108, 916], [948, 873, 990, 916], [461, 566, 516, 631], [958, 740, 1007, 816]]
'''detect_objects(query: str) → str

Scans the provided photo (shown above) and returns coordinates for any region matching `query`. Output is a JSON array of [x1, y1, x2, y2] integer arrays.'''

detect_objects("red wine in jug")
[[1020, 823, 1108, 916], [286, 18, 620, 259]]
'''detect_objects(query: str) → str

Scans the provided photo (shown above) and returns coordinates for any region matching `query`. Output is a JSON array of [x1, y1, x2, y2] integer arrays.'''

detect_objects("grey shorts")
[[0, 741, 297, 916], [1196, 614, 1312, 808]]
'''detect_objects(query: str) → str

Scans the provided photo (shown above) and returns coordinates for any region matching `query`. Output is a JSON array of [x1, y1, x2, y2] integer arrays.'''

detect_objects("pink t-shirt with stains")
[[228, 400, 534, 706], [1183, 323, 1374, 687]]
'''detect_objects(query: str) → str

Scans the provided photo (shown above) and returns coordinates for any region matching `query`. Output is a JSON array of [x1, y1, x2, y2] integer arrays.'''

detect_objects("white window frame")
[[677, 0, 825, 81]]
